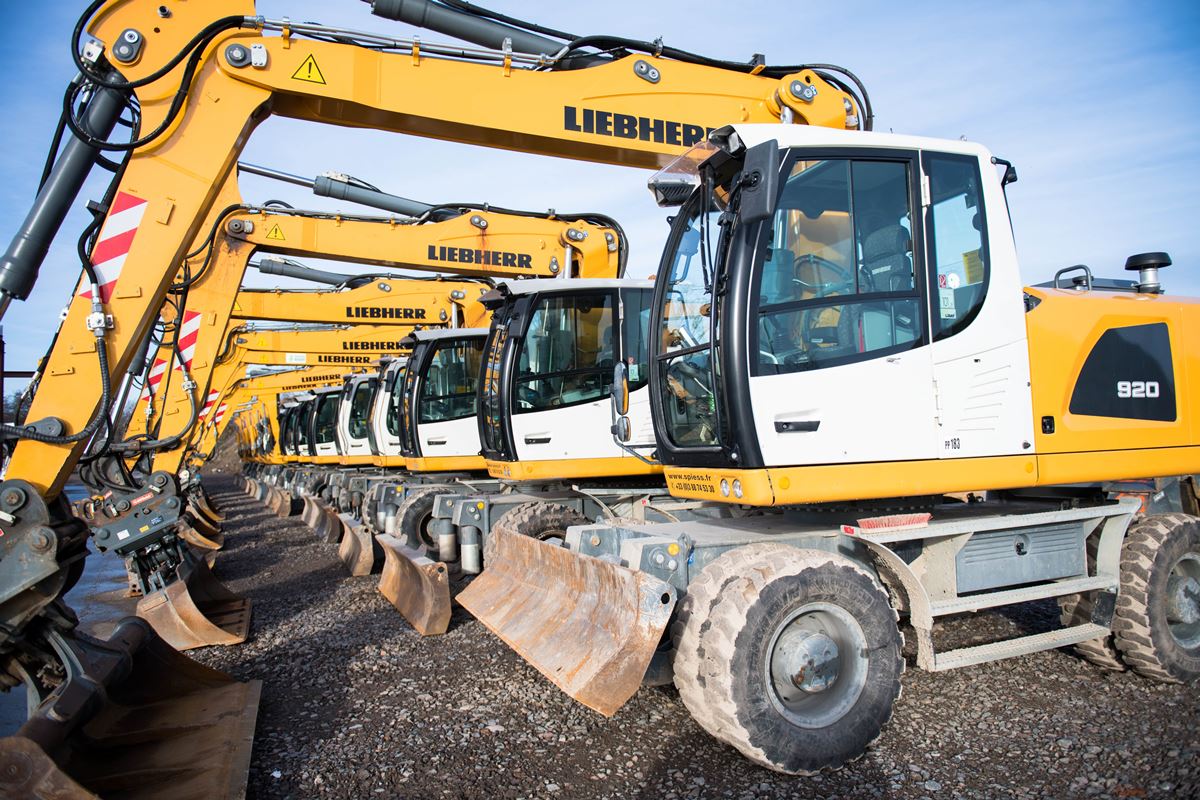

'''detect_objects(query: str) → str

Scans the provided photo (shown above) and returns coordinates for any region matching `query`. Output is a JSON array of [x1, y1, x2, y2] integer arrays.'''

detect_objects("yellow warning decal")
[[291, 54, 326, 84], [266, 224, 286, 241]]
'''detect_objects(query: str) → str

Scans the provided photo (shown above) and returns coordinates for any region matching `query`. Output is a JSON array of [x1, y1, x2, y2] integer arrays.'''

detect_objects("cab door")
[[746, 153, 939, 467]]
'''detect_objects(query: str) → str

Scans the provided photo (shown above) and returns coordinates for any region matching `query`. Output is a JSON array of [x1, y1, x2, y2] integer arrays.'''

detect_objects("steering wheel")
[[792, 254, 855, 296]]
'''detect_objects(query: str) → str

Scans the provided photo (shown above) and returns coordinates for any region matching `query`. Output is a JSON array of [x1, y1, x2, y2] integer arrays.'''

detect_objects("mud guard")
[[0, 617, 259, 800], [457, 530, 677, 716], [376, 534, 451, 635], [338, 516, 380, 576], [136, 556, 251, 651]]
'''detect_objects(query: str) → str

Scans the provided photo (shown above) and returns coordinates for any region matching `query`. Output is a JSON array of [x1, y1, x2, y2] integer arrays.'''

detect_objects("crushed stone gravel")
[[192, 475, 1200, 800]]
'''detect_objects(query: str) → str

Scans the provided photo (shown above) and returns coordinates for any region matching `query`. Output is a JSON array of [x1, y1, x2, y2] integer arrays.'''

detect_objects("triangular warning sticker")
[[233, 300, 242, 313], [291, 54, 326, 85], [266, 224, 285, 241]]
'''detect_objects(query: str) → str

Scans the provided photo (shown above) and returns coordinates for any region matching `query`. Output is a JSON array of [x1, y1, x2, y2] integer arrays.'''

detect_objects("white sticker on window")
[[939, 288, 957, 319]]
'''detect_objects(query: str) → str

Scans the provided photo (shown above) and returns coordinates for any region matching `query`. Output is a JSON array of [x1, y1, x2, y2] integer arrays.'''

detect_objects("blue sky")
[[0, 0, 1197, 381]]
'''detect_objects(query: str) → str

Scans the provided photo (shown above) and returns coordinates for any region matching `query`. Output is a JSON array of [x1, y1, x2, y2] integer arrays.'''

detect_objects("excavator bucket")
[[457, 530, 677, 717], [136, 556, 252, 651], [376, 534, 450, 635], [0, 617, 259, 800], [190, 490, 225, 525], [177, 514, 224, 552], [338, 517, 380, 576]]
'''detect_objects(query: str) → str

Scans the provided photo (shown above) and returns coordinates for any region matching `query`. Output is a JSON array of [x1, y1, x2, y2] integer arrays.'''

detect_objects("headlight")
[[732, 479, 743, 499], [720, 479, 730, 497]]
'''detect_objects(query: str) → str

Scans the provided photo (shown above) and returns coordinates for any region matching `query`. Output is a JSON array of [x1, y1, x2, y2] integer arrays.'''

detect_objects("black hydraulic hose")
[[0, 338, 111, 445], [71, 1, 248, 91]]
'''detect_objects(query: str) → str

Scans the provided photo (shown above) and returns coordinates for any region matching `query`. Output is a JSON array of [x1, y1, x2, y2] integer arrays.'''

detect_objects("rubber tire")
[[486, 501, 587, 561], [1113, 513, 1200, 683], [1058, 532, 1126, 671], [674, 546, 903, 775], [396, 487, 444, 554]]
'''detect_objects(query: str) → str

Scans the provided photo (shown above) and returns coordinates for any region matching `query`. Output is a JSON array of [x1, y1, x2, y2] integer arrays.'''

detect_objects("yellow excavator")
[[458, 127, 1200, 774], [0, 0, 869, 793]]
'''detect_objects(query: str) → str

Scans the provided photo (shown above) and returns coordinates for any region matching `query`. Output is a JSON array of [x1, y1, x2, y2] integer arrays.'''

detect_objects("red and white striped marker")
[[78, 191, 149, 304], [174, 310, 202, 374], [198, 389, 221, 422], [139, 356, 169, 401], [213, 403, 229, 427]]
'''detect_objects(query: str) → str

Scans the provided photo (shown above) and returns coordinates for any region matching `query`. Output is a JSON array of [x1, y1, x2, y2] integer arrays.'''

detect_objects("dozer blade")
[[263, 486, 293, 517], [307, 498, 345, 544], [240, 477, 255, 496], [338, 516, 381, 576], [0, 617, 259, 800], [457, 530, 676, 717], [136, 556, 251, 651], [376, 534, 450, 635], [177, 514, 224, 552]]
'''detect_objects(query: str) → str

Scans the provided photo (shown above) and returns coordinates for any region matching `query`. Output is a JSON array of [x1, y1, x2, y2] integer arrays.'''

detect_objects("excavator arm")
[[0, 2, 868, 793], [3, 0, 863, 496]]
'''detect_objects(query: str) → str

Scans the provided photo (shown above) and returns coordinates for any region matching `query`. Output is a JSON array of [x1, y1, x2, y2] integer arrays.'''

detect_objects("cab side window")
[[924, 153, 989, 339], [755, 158, 921, 374]]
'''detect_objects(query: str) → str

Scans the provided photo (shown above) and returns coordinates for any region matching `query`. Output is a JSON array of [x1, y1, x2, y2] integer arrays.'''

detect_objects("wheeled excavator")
[[0, 0, 871, 793], [453, 126, 1200, 774]]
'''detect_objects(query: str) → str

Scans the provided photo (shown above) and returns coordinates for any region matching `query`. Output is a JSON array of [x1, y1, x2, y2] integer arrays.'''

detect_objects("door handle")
[[425, 438, 447, 446], [774, 420, 820, 433], [524, 435, 551, 444]]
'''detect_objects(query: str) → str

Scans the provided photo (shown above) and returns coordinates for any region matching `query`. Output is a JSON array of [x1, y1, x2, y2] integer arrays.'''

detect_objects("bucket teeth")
[[376, 534, 451, 635], [338, 516, 380, 576], [457, 530, 677, 717], [0, 617, 260, 799], [136, 556, 251, 651]]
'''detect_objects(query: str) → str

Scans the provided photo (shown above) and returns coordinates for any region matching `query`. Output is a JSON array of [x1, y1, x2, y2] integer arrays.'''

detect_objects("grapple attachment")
[[337, 516, 380, 576], [376, 534, 450, 635], [457, 530, 677, 716], [0, 617, 259, 800], [136, 556, 251, 651]]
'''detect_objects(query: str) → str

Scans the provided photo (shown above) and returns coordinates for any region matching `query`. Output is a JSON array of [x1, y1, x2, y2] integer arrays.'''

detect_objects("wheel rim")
[[765, 601, 869, 729], [1166, 552, 1200, 649]]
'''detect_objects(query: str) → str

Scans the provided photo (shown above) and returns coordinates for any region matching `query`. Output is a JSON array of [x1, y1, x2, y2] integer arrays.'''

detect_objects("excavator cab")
[[336, 373, 380, 463], [478, 279, 657, 480], [398, 329, 491, 472]]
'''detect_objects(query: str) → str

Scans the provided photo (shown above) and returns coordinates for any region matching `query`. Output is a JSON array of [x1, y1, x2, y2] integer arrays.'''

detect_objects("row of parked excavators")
[[0, 1, 1197, 796]]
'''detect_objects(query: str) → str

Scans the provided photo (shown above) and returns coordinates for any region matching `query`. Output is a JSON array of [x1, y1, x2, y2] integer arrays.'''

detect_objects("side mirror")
[[611, 362, 630, 417], [737, 140, 781, 225]]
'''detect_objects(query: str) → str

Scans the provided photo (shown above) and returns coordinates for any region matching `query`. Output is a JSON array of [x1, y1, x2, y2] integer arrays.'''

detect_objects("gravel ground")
[[192, 474, 1200, 800]]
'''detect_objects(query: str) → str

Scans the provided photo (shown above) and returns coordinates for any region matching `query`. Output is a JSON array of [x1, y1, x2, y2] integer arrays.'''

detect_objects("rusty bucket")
[[0, 616, 260, 800], [190, 490, 225, 524], [177, 514, 225, 553], [136, 556, 251, 651], [265, 486, 300, 517], [376, 534, 451, 635], [457, 530, 676, 716], [338, 517, 380, 576]]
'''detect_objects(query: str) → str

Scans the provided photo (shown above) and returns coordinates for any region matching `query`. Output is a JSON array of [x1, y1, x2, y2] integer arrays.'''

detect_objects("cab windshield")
[[385, 366, 405, 438], [514, 293, 614, 413], [419, 339, 484, 423], [314, 394, 339, 444], [655, 197, 723, 448], [348, 379, 377, 439]]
